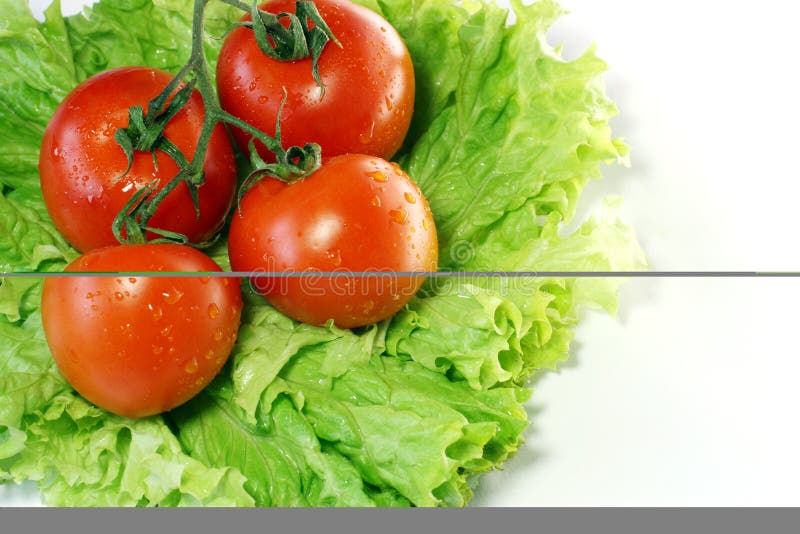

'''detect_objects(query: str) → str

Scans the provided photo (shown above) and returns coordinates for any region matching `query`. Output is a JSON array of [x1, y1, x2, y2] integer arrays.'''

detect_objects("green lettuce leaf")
[[0, 188, 76, 321], [0, 311, 68, 467], [402, 0, 629, 269], [385, 283, 526, 390], [0, 0, 77, 195], [185, 302, 527, 506], [0, 191, 70, 271], [7, 393, 254, 506], [64, 0, 238, 81], [173, 390, 393, 507]]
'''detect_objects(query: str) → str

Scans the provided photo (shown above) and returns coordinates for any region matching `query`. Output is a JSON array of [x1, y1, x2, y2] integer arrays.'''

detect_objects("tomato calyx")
[[111, 78, 208, 246], [227, 0, 342, 93], [112, 180, 196, 246], [110, 0, 337, 247], [234, 91, 322, 212], [114, 79, 198, 181], [238, 138, 321, 213]]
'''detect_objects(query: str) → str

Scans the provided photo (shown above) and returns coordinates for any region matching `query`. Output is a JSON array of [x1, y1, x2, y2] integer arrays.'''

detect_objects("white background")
[[4, 0, 800, 506]]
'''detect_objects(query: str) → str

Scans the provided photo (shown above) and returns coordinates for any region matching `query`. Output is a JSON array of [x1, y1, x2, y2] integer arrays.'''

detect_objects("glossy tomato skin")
[[217, 0, 414, 161], [39, 67, 237, 253], [228, 154, 438, 328], [41, 244, 242, 419]]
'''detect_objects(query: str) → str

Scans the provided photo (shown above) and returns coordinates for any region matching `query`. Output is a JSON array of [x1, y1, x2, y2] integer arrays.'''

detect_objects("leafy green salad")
[[0, 0, 647, 506]]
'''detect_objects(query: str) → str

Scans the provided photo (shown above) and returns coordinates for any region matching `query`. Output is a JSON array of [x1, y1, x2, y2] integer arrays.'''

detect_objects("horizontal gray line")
[[1, 271, 800, 278]]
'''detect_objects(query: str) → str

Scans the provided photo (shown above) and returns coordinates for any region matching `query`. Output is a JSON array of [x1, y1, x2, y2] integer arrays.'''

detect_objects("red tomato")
[[41, 244, 243, 419], [228, 154, 438, 328], [39, 66, 237, 253], [216, 0, 414, 161]]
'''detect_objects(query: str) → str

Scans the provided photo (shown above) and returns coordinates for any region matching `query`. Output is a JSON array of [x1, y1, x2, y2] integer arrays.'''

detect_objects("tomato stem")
[[111, 0, 335, 246]]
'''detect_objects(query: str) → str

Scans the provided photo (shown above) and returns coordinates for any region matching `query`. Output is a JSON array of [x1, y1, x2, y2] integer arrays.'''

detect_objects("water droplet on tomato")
[[205, 350, 215, 361], [90, 305, 98, 312], [148, 303, 164, 320], [114, 292, 124, 301], [385, 96, 393, 111], [208, 303, 220, 319], [371, 195, 382, 207], [422, 219, 429, 230], [185, 358, 199, 374], [200, 276, 210, 285], [258, 95, 268, 104], [326, 249, 342, 267], [390, 208, 408, 224], [162, 287, 184, 304], [249, 81, 257, 91], [152, 345, 164, 355], [359, 122, 376, 144], [128, 277, 137, 284], [367, 171, 387, 183], [404, 192, 416, 204], [213, 328, 223, 341]]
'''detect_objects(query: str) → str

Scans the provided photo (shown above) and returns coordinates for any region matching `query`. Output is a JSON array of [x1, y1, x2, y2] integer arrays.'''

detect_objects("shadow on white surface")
[[0, 481, 42, 508]]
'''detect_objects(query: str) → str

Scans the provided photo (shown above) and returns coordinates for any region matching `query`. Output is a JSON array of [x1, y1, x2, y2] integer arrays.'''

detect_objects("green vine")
[[111, 0, 338, 246]]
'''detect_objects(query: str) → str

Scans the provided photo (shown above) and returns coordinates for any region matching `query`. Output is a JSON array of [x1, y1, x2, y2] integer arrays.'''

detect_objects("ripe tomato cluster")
[[38, 0, 438, 418]]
